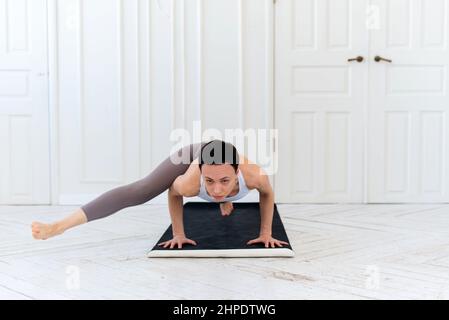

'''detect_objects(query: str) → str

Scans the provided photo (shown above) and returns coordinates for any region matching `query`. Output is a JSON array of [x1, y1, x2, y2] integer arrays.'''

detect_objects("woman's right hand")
[[158, 235, 197, 249]]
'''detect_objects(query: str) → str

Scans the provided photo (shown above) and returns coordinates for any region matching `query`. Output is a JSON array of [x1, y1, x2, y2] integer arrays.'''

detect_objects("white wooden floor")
[[1, 203, 449, 300]]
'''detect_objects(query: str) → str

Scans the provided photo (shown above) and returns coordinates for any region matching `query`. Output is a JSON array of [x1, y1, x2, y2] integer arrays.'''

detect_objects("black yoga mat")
[[147, 202, 294, 258]]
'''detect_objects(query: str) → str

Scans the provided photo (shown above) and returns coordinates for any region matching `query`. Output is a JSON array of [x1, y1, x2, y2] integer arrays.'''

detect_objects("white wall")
[[49, 0, 274, 205]]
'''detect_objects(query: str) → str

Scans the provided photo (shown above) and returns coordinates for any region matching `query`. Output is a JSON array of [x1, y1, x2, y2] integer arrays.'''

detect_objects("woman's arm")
[[157, 176, 197, 249], [257, 173, 275, 236], [168, 179, 186, 236], [246, 168, 289, 248]]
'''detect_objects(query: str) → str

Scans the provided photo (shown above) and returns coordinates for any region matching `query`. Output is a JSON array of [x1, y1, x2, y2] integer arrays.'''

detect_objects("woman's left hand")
[[246, 234, 289, 248]]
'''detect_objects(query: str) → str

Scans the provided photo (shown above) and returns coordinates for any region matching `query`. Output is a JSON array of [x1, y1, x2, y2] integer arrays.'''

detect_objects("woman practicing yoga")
[[31, 139, 288, 249]]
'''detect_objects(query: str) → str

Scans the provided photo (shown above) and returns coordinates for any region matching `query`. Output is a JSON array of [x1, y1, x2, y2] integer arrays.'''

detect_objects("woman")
[[31, 140, 288, 249]]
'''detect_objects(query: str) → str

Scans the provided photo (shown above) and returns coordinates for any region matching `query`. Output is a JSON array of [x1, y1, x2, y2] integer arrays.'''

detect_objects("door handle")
[[374, 55, 392, 63], [347, 56, 364, 63]]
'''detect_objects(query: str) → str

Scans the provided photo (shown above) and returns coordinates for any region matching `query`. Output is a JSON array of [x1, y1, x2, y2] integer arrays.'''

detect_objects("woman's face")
[[201, 164, 239, 201]]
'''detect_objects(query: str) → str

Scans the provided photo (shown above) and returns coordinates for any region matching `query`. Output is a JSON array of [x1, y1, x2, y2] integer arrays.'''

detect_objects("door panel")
[[368, 0, 449, 202], [275, 0, 369, 203], [0, 0, 50, 204]]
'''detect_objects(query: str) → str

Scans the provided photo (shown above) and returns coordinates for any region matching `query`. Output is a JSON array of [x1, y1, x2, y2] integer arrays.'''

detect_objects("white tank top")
[[197, 171, 250, 202]]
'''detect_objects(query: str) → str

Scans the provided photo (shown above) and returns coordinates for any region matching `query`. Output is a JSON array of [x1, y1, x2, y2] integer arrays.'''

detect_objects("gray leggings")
[[81, 142, 205, 222]]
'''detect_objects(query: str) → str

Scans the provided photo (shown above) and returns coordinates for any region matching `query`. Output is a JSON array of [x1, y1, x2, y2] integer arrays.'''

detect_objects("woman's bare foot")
[[220, 202, 234, 216], [31, 222, 64, 240]]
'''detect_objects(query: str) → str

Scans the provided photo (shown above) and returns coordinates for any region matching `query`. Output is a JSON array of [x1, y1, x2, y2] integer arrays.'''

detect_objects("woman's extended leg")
[[31, 142, 205, 240], [31, 208, 87, 240]]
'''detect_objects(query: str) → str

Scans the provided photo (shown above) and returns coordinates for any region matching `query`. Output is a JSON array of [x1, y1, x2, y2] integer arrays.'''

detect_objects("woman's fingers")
[[188, 239, 197, 246], [159, 238, 285, 249], [159, 239, 197, 249], [275, 242, 283, 247]]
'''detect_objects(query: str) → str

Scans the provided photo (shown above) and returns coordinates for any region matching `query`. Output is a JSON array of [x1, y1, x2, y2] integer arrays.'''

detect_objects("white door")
[[275, 0, 369, 203], [368, 0, 449, 202], [0, 0, 50, 204]]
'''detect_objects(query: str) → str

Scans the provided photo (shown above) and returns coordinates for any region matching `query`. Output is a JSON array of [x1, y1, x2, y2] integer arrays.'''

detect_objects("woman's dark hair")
[[199, 140, 239, 172]]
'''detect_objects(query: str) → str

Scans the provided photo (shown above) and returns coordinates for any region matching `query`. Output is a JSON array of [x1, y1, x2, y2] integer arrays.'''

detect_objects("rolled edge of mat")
[[147, 248, 295, 258]]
